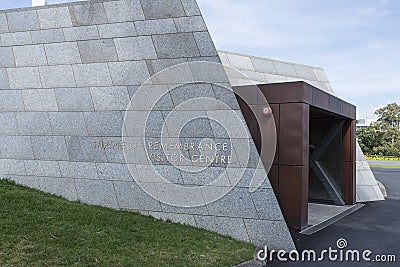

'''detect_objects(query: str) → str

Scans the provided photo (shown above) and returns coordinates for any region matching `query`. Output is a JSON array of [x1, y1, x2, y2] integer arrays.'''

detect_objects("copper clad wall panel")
[[279, 166, 308, 230], [279, 103, 309, 166]]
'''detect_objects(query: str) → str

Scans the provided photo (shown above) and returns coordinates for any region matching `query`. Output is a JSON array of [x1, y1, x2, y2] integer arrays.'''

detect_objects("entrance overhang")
[[234, 81, 357, 230]]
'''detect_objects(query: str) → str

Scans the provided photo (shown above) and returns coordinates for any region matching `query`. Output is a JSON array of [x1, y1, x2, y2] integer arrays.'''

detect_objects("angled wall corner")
[[0, 0, 295, 251]]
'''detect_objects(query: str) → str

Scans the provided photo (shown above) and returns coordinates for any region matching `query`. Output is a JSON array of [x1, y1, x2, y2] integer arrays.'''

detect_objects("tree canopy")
[[357, 102, 400, 157]]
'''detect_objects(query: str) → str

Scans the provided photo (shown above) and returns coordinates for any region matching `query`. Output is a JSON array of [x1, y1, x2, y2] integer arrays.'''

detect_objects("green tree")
[[357, 102, 400, 157]]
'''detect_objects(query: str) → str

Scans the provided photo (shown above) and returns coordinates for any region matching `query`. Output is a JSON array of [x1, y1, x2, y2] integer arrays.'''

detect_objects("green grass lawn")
[[369, 164, 400, 169], [0, 179, 254, 267]]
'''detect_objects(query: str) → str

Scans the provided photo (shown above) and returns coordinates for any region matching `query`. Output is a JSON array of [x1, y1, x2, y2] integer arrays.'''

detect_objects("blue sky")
[[197, 0, 400, 119], [1, 0, 399, 119]]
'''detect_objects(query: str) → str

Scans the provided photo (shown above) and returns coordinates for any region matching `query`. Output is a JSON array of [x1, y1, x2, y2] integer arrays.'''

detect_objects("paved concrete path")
[[261, 168, 400, 267]]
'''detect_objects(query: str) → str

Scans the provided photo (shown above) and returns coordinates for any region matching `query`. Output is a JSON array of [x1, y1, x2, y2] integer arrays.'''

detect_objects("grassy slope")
[[0, 179, 254, 267]]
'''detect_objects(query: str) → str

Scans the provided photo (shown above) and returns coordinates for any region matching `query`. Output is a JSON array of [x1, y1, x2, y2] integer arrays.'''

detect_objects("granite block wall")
[[0, 0, 295, 250]]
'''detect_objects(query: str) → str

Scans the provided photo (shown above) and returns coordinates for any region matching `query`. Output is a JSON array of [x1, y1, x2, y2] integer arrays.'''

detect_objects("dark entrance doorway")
[[234, 81, 356, 230]]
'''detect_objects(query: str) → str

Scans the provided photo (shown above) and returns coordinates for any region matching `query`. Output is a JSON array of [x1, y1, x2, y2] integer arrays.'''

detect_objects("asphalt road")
[[373, 168, 400, 200], [266, 168, 400, 267]]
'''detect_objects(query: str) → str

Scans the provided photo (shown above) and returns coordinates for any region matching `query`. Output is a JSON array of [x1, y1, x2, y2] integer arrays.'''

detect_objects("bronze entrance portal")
[[234, 81, 356, 230]]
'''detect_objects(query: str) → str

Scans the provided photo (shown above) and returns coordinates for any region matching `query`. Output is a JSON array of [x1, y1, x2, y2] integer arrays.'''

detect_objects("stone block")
[[65, 136, 107, 163], [124, 110, 165, 137], [194, 216, 250, 242], [0, 69, 9, 89], [226, 168, 272, 190], [44, 42, 81, 65], [22, 89, 58, 111], [114, 181, 162, 211], [0, 113, 18, 134], [174, 16, 207, 32], [251, 58, 277, 74], [0, 13, 8, 33], [156, 183, 209, 215], [0, 159, 26, 175], [114, 36, 157, 60], [140, 0, 185, 19], [55, 88, 94, 111], [122, 138, 149, 164], [0, 32, 32, 46], [104, 0, 145, 23], [97, 137, 126, 164], [180, 167, 230, 186], [97, 22, 137, 38], [69, 2, 107, 26], [239, 70, 266, 82], [226, 53, 254, 71], [230, 139, 262, 169], [39, 65, 76, 88], [49, 112, 88, 135], [75, 179, 119, 209], [8, 67, 41, 89], [9, 176, 40, 189], [135, 18, 177, 35], [73, 63, 112, 87], [150, 58, 187, 73], [108, 61, 150, 86], [208, 110, 251, 139], [193, 32, 218, 57], [128, 85, 174, 111], [169, 83, 215, 109], [273, 61, 297, 77], [0, 90, 24, 111], [181, 0, 202, 16], [31, 29, 65, 44], [37, 6, 72, 29], [90, 86, 130, 111], [0, 47, 15, 67], [206, 187, 258, 218], [6, 10, 40, 32], [78, 39, 118, 63], [16, 112, 51, 135], [13, 44, 47, 67], [167, 113, 215, 138], [148, 164, 184, 184], [189, 63, 229, 85], [39, 177, 78, 201], [84, 111, 123, 137], [212, 84, 240, 110], [31, 136, 68, 161], [96, 163, 133, 181], [131, 164, 182, 184], [59, 161, 99, 179], [153, 33, 200, 59], [244, 219, 295, 250], [251, 188, 283, 220], [294, 65, 317, 80], [0, 136, 34, 160], [63, 25, 99, 41], [25, 160, 61, 177]]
